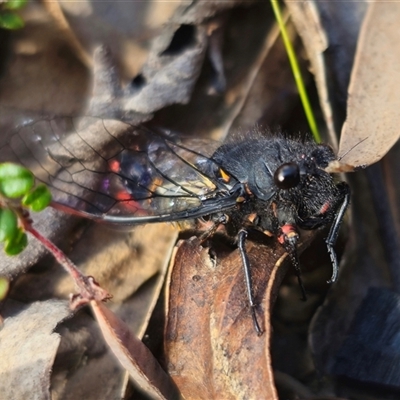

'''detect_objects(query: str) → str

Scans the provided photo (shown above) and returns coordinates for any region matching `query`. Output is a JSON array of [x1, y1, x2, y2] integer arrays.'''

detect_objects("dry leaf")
[[338, 2, 400, 168], [91, 300, 180, 400], [164, 237, 279, 400], [165, 232, 316, 399]]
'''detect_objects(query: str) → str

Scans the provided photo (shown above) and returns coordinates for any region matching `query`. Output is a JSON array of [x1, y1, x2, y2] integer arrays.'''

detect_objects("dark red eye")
[[274, 162, 300, 189]]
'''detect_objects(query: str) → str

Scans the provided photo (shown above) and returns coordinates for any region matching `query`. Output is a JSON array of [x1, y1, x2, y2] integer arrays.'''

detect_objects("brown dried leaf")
[[165, 238, 277, 399], [338, 3, 400, 168], [165, 233, 316, 399], [91, 300, 180, 400], [0, 299, 71, 399]]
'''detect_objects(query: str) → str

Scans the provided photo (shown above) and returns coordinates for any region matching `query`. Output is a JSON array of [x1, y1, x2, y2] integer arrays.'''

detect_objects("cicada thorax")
[[209, 134, 347, 239]]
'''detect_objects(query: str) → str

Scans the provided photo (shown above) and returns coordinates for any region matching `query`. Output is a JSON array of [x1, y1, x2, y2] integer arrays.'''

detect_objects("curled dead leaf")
[[91, 300, 180, 400], [164, 232, 316, 399]]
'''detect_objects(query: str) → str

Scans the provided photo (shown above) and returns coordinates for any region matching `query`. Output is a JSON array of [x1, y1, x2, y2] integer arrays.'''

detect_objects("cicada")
[[1, 114, 349, 334]]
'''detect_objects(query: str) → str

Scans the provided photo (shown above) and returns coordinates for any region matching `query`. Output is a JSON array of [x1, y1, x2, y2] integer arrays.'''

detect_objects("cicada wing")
[[0, 109, 238, 224]]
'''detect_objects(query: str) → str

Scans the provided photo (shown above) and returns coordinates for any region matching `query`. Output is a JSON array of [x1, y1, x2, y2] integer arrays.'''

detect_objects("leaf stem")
[[19, 213, 111, 307]]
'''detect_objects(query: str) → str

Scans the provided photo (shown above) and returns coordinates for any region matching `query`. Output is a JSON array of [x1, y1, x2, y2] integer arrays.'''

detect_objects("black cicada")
[[1, 114, 350, 334]]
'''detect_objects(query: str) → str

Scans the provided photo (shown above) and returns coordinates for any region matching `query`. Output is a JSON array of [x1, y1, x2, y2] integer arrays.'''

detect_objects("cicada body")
[[1, 112, 349, 334]]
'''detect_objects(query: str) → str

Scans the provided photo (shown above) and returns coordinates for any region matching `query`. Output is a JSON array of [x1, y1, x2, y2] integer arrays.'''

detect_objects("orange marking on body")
[[247, 213, 258, 223], [319, 201, 330, 214], [244, 183, 253, 196], [278, 224, 299, 244], [219, 168, 231, 183], [278, 235, 285, 245], [147, 176, 164, 194]]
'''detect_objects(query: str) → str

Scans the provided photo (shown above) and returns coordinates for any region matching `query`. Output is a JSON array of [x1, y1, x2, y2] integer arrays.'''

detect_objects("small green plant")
[[0, 0, 28, 30], [0, 163, 51, 255], [0, 162, 110, 305]]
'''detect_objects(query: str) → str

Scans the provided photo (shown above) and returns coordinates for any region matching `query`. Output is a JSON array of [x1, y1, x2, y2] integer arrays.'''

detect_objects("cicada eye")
[[274, 162, 300, 189]]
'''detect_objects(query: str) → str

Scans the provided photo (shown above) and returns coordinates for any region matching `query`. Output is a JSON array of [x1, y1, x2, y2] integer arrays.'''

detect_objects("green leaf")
[[0, 163, 34, 198], [0, 208, 18, 242], [4, 228, 27, 255], [0, 11, 24, 30], [22, 184, 52, 212], [4, 0, 28, 11], [0, 277, 9, 300]]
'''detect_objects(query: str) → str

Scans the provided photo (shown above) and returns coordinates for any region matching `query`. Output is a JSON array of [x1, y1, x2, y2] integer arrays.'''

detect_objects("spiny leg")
[[237, 229, 263, 335], [284, 242, 307, 301], [326, 186, 350, 283]]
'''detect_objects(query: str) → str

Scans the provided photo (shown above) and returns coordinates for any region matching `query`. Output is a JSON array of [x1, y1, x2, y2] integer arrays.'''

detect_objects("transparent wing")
[[0, 108, 239, 224]]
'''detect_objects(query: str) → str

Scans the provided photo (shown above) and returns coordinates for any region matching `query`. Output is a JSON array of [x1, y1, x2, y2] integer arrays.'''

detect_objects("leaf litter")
[[0, 1, 399, 399]]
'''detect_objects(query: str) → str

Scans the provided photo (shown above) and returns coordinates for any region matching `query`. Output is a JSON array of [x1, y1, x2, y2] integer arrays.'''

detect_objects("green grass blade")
[[270, 0, 321, 143]]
